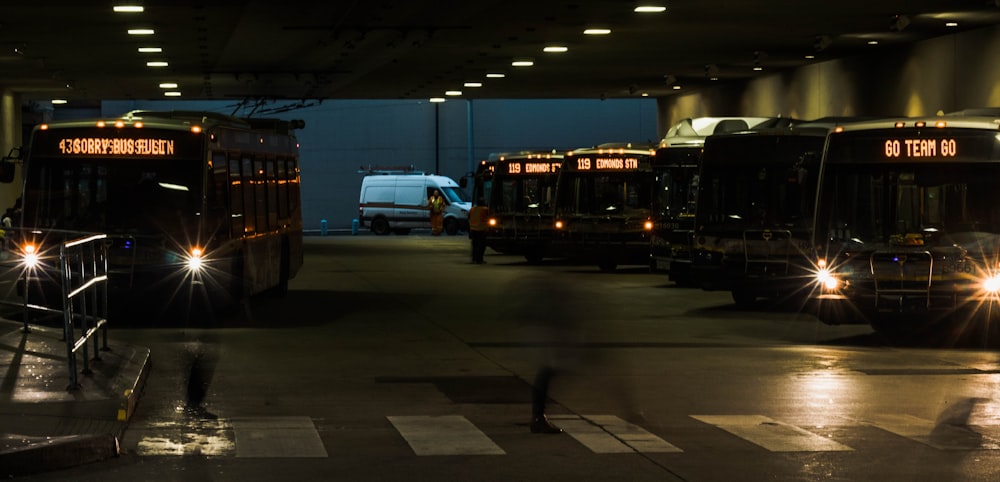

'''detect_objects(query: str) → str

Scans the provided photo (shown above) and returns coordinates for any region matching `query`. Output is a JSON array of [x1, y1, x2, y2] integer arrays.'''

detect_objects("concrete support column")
[[0, 89, 23, 209]]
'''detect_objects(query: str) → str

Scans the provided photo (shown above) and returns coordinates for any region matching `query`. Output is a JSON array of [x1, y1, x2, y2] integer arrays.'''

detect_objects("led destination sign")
[[506, 161, 561, 174], [57, 137, 175, 156], [828, 131, 1000, 163], [574, 156, 641, 171], [884, 138, 956, 159]]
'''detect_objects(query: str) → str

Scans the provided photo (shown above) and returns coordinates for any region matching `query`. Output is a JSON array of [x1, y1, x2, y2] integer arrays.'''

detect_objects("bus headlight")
[[643, 220, 653, 230], [815, 267, 840, 291], [21, 244, 39, 269], [981, 273, 1000, 294], [186, 247, 204, 272], [488, 217, 497, 227], [555, 220, 564, 230]]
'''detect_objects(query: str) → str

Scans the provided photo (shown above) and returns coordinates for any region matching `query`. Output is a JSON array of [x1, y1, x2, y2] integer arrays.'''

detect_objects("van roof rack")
[[357, 164, 426, 175]]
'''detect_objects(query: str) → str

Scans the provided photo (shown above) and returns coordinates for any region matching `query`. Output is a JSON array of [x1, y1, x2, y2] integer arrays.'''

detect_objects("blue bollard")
[[321, 219, 328, 236], [351, 218, 359, 235]]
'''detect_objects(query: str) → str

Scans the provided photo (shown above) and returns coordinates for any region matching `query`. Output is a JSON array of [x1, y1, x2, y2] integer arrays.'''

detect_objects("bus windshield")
[[23, 157, 202, 233], [699, 135, 822, 229], [494, 176, 557, 214], [557, 171, 654, 216], [819, 162, 1000, 248]]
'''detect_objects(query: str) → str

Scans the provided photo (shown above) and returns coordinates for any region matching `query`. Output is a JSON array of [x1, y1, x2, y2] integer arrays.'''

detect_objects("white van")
[[358, 173, 471, 235]]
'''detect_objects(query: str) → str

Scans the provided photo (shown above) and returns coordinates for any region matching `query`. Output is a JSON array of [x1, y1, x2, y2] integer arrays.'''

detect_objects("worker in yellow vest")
[[468, 197, 490, 264]]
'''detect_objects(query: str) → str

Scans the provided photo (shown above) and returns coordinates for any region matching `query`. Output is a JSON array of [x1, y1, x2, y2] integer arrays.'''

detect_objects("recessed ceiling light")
[[159, 82, 178, 88], [486, 73, 506, 78], [584, 28, 611, 35], [138, 47, 162, 53], [543, 46, 568, 53], [146, 61, 168, 67], [164, 91, 182, 97], [946, 22, 958, 27], [445, 90, 462, 96], [464, 82, 483, 88], [429, 97, 446, 103], [51, 99, 68, 104], [114, 5, 144, 13], [511, 59, 534, 67], [868, 40, 879, 45], [128, 28, 155, 35], [634, 6, 666, 13]]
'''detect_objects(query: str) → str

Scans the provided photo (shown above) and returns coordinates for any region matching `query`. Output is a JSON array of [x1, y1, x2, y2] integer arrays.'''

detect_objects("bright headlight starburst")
[[982, 273, 1000, 293], [186, 247, 204, 272]]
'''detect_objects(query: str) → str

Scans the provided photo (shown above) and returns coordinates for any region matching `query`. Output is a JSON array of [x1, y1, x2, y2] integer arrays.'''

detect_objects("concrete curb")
[[1, 433, 120, 477]]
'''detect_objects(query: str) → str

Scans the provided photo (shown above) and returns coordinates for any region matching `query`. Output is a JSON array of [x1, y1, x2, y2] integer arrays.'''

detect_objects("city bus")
[[808, 113, 1000, 335], [649, 116, 791, 285], [552, 143, 657, 271], [14, 110, 304, 317], [689, 120, 836, 306], [483, 151, 562, 262]]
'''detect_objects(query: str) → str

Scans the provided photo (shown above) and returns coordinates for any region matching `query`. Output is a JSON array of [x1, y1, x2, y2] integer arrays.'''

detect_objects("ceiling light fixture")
[[486, 73, 506, 78], [146, 61, 168, 67], [543, 46, 568, 53], [634, 6, 666, 13], [583, 28, 611, 35], [159, 82, 178, 88], [445, 90, 462, 96], [164, 91, 182, 97], [429, 97, 446, 103], [128, 28, 155, 35], [511, 59, 534, 67], [51, 99, 68, 104], [137, 47, 162, 53], [946, 22, 959, 27], [113, 5, 144, 13], [464, 82, 483, 88]]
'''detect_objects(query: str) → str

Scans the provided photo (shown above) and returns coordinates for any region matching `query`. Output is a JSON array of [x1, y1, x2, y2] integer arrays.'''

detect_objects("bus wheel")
[[444, 218, 459, 235], [524, 251, 543, 264], [732, 289, 756, 308], [371, 218, 391, 235], [598, 260, 617, 271]]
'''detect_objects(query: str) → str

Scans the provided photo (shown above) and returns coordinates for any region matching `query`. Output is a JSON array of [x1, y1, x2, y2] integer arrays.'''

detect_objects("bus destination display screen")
[[31, 128, 203, 159], [572, 155, 644, 171], [828, 130, 1000, 163], [505, 160, 561, 174]]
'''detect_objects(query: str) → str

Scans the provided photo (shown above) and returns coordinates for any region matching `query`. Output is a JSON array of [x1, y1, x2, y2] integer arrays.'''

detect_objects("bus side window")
[[210, 152, 228, 235], [266, 157, 278, 229], [276, 157, 289, 220], [229, 156, 244, 237], [254, 157, 266, 232], [242, 156, 256, 234]]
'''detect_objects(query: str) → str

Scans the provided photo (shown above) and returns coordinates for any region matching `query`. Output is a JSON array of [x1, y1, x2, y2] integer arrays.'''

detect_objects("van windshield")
[[440, 186, 471, 204]]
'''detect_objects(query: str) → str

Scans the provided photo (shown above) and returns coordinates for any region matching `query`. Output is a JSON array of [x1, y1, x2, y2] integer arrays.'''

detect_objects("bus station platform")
[[0, 318, 150, 477]]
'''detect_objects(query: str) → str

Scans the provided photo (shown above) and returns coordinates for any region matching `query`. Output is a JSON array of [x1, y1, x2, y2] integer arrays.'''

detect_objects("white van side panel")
[[358, 174, 469, 233]]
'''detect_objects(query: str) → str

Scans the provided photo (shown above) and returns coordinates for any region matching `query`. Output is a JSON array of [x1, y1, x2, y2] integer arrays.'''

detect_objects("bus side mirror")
[[0, 160, 14, 183], [0, 147, 21, 183]]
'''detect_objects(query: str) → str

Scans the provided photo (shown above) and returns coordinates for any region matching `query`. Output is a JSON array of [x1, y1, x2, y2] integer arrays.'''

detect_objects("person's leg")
[[530, 366, 562, 433]]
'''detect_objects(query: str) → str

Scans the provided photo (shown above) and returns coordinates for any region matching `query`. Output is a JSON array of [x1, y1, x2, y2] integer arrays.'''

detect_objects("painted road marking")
[[860, 413, 1000, 450], [691, 414, 853, 452], [388, 415, 505, 455], [232, 416, 327, 458], [550, 414, 683, 453]]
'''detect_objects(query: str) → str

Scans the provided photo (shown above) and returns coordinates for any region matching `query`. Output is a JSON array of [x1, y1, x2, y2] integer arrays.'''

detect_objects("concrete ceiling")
[[2, 0, 1000, 106]]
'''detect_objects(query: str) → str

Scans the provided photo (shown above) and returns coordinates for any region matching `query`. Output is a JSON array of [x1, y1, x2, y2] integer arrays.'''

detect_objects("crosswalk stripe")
[[691, 415, 853, 452], [551, 414, 683, 453], [388, 415, 505, 456], [232, 416, 327, 458], [860, 413, 1000, 450]]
